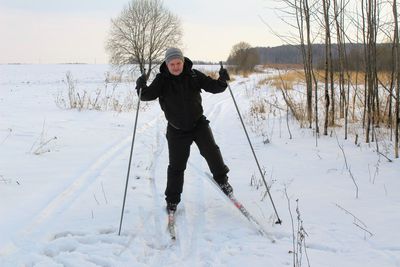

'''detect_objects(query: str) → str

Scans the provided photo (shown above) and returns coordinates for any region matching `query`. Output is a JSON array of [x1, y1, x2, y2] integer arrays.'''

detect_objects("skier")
[[135, 47, 233, 213]]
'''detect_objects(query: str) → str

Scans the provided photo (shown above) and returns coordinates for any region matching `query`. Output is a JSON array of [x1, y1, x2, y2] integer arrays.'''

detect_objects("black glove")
[[218, 67, 230, 82], [135, 73, 147, 90]]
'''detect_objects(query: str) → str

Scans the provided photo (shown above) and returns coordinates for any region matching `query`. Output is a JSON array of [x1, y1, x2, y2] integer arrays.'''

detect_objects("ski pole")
[[118, 70, 145, 235], [221, 62, 282, 224]]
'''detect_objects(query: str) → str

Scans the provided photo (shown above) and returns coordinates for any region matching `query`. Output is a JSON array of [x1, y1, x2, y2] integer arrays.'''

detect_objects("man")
[[136, 47, 233, 213]]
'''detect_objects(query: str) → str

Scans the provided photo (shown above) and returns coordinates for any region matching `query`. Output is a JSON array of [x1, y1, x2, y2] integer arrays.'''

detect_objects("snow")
[[1, 64, 399, 267]]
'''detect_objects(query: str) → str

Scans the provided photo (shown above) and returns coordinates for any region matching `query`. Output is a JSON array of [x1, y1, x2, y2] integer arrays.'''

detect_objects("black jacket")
[[139, 58, 227, 131]]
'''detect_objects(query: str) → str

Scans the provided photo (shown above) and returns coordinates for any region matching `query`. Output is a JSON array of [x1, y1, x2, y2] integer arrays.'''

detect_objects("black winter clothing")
[[139, 58, 227, 131], [137, 57, 230, 205], [165, 117, 229, 204]]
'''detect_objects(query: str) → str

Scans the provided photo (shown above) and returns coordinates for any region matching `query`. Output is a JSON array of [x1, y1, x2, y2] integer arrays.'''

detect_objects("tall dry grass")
[[269, 69, 394, 87]]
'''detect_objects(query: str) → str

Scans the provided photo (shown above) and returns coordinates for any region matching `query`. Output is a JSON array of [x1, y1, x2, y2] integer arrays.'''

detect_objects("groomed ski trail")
[[2, 80, 288, 267], [0, 112, 164, 262]]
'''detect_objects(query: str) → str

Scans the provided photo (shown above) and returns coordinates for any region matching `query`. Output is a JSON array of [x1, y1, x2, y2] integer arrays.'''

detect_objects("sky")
[[0, 0, 285, 64]]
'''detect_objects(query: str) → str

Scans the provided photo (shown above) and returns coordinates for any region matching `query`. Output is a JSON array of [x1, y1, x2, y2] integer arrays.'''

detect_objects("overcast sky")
[[0, 0, 285, 64]]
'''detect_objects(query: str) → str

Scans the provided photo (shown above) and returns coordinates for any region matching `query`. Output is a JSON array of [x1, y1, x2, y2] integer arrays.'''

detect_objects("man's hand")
[[218, 67, 230, 82], [135, 73, 147, 90]]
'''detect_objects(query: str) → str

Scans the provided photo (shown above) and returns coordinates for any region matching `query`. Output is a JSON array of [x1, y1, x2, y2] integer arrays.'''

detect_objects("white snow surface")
[[0, 64, 399, 267]]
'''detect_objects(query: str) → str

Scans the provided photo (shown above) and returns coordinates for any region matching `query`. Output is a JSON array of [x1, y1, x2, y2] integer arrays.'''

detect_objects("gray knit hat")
[[165, 47, 184, 64]]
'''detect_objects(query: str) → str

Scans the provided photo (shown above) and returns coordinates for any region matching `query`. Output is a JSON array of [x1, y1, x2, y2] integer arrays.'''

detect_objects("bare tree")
[[333, 0, 351, 139], [393, 0, 399, 158], [303, 0, 316, 129], [290, 0, 316, 129], [322, 0, 332, 135], [106, 0, 182, 77], [268, 0, 399, 156], [362, 0, 379, 143], [267, 0, 316, 129], [227, 42, 260, 71]]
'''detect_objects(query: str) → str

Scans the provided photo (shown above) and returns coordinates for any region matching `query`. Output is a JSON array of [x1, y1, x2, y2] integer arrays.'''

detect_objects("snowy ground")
[[0, 64, 399, 267]]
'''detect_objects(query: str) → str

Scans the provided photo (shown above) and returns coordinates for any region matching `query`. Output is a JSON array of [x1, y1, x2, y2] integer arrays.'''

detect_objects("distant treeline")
[[254, 43, 395, 71]]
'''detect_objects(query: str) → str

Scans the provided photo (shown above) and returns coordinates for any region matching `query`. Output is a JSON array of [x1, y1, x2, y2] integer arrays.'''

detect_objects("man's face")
[[166, 58, 184, 76]]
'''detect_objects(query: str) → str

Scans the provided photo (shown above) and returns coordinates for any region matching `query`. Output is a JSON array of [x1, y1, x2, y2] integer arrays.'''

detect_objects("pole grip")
[[142, 68, 147, 81]]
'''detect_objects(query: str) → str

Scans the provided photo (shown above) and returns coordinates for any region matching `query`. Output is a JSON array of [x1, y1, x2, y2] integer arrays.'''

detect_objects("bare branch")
[[106, 0, 182, 76]]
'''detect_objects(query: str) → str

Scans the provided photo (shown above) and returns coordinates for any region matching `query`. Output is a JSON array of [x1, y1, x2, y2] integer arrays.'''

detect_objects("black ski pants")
[[165, 117, 229, 204]]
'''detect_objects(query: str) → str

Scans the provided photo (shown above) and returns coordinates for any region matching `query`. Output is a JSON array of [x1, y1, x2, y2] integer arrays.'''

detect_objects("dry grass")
[[257, 78, 270, 87], [307, 69, 394, 86], [267, 70, 306, 90], [250, 98, 267, 115], [55, 72, 137, 112], [377, 72, 395, 85], [266, 67, 396, 127], [261, 63, 304, 69], [268, 68, 395, 89]]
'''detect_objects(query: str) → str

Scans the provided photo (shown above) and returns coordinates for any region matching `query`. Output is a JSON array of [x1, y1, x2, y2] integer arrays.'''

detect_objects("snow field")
[[0, 64, 399, 266]]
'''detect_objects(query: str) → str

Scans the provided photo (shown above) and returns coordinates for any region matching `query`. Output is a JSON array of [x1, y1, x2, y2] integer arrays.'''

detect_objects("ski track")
[[203, 91, 231, 122], [134, 85, 275, 266], [143, 115, 177, 266], [1, 83, 279, 266], [142, 115, 210, 265], [188, 160, 224, 266], [125, 90, 240, 266], [2, 67, 399, 267], [0, 113, 164, 262], [182, 156, 206, 261], [141, 91, 235, 266]]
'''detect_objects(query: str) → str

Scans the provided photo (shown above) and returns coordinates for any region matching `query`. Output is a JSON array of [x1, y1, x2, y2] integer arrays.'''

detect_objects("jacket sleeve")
[[194, 69, 227, 94], [137, 73, 163, 101]]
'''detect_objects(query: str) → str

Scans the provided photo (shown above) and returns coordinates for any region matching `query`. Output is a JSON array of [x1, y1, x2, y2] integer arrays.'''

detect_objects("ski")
[[167, 210, 176, 240], [205, 173, 275, 243], [227, 193, 275, 242]]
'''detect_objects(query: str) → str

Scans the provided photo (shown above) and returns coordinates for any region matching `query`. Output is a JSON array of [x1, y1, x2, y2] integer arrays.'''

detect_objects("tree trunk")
[[365, 0, 378, 143], [322, 0, 331, 135], [393, 0, 399, 158], [333, 0, 348, 137], [304, 0, 314, 128]]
